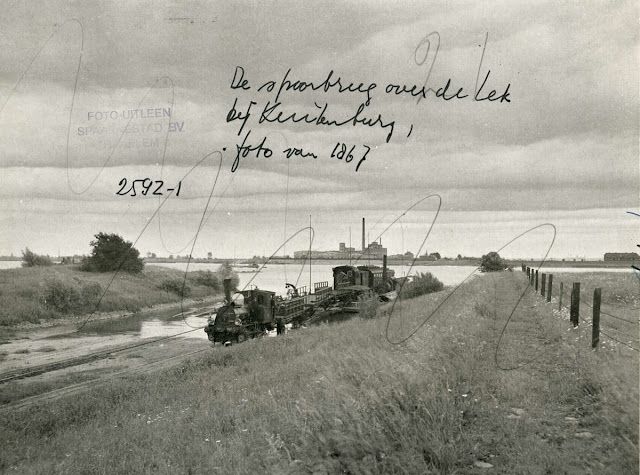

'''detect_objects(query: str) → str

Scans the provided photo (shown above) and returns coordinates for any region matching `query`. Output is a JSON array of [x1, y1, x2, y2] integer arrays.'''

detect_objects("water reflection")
[[73, 304, 215, 339], [77, 317, 144, 335], [140, 316, 211, 340]]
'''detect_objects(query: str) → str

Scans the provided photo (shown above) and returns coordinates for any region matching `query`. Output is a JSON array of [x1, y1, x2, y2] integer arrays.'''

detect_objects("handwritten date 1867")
[[116, 178, 182, 197], [331, 142, 370, 172], [232, 130, 368, 172]]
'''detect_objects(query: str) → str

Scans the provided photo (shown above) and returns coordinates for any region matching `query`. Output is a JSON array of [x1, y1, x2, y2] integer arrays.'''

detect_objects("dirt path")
[[1, 343, 212, 412], [0, 302, 219, 410]]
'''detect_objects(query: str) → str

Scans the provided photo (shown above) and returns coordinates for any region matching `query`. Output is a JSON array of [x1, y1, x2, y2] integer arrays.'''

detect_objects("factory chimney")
[[362, 218, 366, 251]]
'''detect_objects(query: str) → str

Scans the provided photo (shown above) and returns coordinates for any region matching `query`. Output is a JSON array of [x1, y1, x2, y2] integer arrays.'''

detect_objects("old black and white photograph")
[[0, 1, 638, 473]]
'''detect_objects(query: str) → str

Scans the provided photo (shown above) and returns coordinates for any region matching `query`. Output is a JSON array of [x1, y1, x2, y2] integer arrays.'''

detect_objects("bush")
[[81, 282, 103, 304], [193, 270, 219, 289], [42, 279, 105, 315], [399, 272, 444, 299], [44, 278, 82, 313], [81, 232, 144, 273], [21, 248, 53, 267], [479, 251, 507, 273], [158, 278, 192, 298]]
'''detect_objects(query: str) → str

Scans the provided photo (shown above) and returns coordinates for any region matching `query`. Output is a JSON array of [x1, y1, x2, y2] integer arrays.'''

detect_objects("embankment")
[[0, 265, 223, 327], [0, 272, 637, 474]]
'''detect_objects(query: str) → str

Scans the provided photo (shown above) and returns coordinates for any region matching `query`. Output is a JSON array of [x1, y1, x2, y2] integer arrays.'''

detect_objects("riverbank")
[[1, 271, 636, 473], [0, 265, 223, 328]]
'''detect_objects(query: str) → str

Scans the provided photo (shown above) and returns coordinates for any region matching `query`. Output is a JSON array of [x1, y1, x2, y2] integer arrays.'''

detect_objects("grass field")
[[0, 271, 637, 474], [0, 265, 222, 327]]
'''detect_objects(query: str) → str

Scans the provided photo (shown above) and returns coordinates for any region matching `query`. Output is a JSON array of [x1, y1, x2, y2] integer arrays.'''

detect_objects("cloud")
[[0, 0, 636, 257]]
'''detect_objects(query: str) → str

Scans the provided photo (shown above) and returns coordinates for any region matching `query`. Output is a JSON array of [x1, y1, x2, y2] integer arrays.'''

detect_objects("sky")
[[0, 0, 637, 260]]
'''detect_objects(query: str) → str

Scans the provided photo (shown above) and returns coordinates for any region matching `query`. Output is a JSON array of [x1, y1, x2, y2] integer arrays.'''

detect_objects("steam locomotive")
[[204, 261, 396, 344]]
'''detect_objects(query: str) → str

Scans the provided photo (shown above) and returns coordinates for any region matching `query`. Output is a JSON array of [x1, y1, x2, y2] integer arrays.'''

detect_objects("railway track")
[[0, 309, 212, 385], [0, 348, 210, 413], [0, 304, 354, 412], [0, 308, 215, 411]]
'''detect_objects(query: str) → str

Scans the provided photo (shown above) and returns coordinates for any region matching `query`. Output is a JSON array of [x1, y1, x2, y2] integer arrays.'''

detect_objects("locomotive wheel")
[[237, 332, 247, 343]]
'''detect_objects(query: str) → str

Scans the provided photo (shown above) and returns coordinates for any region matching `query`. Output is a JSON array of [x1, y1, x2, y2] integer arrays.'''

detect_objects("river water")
[[151, 262, 480, 294]]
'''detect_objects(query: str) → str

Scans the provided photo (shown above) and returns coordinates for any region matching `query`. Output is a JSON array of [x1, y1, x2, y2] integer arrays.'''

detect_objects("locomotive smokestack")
[[362, 218, 366, 251], [223, 278, 232, 303], [382, 254, 388, 284]]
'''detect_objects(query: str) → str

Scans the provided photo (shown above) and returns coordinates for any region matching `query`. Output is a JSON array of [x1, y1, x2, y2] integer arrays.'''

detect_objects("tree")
[[429, 252, 441, 260], [81, 232, 144, 273], [21, 248, 53, 267], [479, 251, 507, 273]]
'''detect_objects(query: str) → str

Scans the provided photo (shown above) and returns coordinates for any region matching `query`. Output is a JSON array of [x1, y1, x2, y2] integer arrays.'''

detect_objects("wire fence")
[[557, 286, 639, 336], [521, 264, 639, 352]]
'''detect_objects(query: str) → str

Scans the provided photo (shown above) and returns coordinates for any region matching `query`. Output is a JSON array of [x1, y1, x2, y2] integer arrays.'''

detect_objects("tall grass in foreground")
[[0, 273, 637, 474]]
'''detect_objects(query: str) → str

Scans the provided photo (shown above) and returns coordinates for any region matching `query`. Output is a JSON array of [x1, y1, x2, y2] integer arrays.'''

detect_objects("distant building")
[[604, 252, 639, 261], [293, 241, 380, 260], [293, 249, 356, 259], [391, 251, 414, 260], [339, 242, 355, 254], [362, 241, 387, 259]]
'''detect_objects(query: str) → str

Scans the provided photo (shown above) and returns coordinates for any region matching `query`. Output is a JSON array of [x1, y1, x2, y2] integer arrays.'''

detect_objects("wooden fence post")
[[547, 274, 553, 303], [570, 282, 580, 327], [541, 273, 546, 297], [535, 270, 539, 292], [526, 267, 530, 278], [592, 288, 601, 349], [559, 282, 563, 309]]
